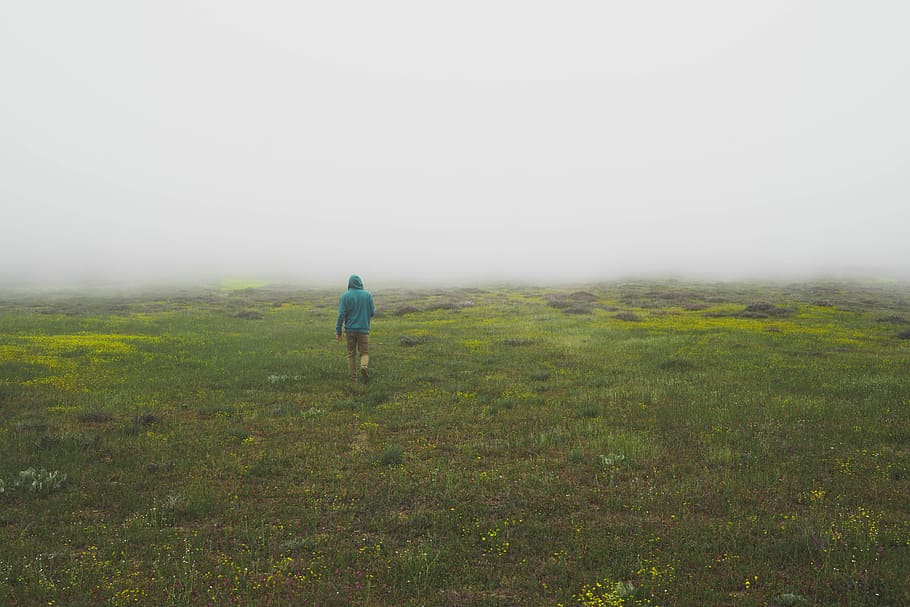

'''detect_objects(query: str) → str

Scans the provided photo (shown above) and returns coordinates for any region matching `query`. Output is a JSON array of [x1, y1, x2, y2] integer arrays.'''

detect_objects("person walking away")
[[336, 274, 375, 383]]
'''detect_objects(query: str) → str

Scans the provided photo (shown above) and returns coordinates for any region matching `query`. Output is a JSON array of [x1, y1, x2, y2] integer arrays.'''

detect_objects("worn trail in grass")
[[1, 281, 909, 606]]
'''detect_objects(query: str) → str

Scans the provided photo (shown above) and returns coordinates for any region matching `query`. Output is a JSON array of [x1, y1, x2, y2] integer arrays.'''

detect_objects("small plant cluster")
[[398, 334, 429, 347], [599, 453, 626, 467], [392, 299, 474, 315], [267, 374, 302, 384], [547, 292, 599, 315], [737, 302, 793, 318], [572, 579, 658, 607], [0, 467, 67, 496], [378, 445, 404, 467], [775, 593, 809, 606]]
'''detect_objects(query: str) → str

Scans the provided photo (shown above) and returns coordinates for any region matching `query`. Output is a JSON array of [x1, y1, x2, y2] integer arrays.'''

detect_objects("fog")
[[2, 2, 908, 288]]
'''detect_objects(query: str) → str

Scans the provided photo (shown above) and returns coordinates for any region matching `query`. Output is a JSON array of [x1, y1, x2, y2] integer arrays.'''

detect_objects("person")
[[336, 274, 375, 383]]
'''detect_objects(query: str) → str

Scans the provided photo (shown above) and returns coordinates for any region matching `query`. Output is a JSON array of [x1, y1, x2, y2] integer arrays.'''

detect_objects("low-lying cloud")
[[2, 2, 908, 287]]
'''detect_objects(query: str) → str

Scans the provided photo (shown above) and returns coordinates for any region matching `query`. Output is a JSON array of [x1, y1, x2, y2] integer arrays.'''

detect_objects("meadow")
[[1, 280, 908, 606]]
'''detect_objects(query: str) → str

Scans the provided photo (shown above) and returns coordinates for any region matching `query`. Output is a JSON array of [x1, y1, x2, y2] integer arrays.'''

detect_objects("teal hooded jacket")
[[336, 275, 375, 336]]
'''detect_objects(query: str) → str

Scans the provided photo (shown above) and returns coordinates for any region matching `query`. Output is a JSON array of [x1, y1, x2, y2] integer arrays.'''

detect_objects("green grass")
[[1, 280, 909, 606]]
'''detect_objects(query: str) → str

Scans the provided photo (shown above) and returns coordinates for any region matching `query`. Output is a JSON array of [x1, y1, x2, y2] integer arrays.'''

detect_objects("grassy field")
[[1, 280, 909, 606]]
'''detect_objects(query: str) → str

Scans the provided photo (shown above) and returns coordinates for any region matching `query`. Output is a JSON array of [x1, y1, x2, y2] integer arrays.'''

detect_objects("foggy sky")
[[2, 2, 909, 287]]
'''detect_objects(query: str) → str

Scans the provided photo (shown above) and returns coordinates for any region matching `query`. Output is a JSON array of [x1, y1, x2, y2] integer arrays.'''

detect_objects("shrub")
[[576, 579, 653, 607], [738, 302, 792, 318], [399, 335, 429, 347], [393, 305, 421, 316], [226, 427, 251, 442], [598, 453, 626, 468], [613, 312, 642, 322], [14, 468, 67, 494], [15, 418, 50, 433], [425, 301, 460, 312], [280, 537, 313, 554], [198, 405, 235, 419], [134, 413, 159, 426], [331, 398, 361, 411], [79, 411, 113, 423], [659, 358, 697, 372], [563, 305, 593, 315], [146, 462, 176, 474], [683, 303, 709, 311], [530, 369, 551, 382], [379, 445, 404, 467], [775, 594, 808, 606], [876, 315, 908, 324], [578, 404, 600, 418], [362, 391, 390, 407]]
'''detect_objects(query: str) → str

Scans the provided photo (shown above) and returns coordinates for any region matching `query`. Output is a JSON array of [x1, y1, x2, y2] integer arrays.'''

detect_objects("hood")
[[347, 275, 364, 290]]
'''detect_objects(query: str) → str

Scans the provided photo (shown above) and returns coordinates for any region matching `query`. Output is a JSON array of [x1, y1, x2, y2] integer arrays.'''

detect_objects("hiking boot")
[[360, 367, 369, 384]]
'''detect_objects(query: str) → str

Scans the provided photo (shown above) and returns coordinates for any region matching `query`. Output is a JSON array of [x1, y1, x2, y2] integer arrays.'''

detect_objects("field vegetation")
[[1, 280, 909, 606]]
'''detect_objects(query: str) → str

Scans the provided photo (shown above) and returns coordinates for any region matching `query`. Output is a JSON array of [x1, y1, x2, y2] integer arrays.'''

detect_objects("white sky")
[[2, 1, 909, 286]]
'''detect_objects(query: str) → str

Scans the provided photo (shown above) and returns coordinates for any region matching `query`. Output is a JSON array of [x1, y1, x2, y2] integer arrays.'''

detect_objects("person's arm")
[[369, 294, 375, 318], [336, 297, 346, 338]]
